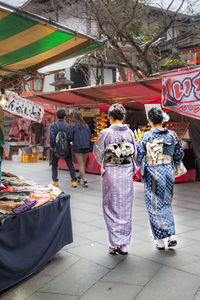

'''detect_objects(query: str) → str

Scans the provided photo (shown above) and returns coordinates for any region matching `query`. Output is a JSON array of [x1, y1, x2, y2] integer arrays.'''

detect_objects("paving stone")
[[79, 282, 143, 300], [27, 292, 77, 300], [37, 250, 80, 277], [67, 242, 125, 269], [83, 228, 109, 245], [63, 234, 92, 250], [39, 258, 109, 296], [193, 289, 200, 300], [134, 266, 200, 300], [101, 255, 161, 286], [0, 274, 52, 300], [71, 208, 102, 223], [71, 221, 101, 234]]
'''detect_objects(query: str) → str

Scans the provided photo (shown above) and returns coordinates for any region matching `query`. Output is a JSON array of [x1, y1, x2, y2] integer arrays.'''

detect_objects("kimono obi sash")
[[104, 141, 134, 165], [146, 137, 172, 165]]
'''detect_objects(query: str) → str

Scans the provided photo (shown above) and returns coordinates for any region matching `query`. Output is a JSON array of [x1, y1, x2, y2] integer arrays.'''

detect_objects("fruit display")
[[93, 111, 108, 140], [134, 123, 152, 142]]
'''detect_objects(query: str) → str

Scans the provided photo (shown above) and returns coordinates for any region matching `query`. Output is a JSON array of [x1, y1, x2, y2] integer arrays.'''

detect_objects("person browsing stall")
[[68, 110, 91, 188], [49, 109, 77, 188]]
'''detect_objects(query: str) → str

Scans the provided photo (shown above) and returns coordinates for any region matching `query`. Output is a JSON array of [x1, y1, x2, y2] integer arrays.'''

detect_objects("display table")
[[0, 193, 73, 292], [58, 151, 101, 174]]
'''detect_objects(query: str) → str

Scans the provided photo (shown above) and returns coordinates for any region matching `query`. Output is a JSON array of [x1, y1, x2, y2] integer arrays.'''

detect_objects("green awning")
[[0, 2, 103, 88]]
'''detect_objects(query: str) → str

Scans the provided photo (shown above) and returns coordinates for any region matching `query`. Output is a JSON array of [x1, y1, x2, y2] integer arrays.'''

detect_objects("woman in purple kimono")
[[94, 104, 138, 255]]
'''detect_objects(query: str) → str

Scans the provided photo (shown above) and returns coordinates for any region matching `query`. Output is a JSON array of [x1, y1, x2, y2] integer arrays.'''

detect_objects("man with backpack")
[[50, 109, 77, 188]]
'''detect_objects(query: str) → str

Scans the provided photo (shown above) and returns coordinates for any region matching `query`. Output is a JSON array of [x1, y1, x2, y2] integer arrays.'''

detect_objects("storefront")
[[24, 75, 200, 182]]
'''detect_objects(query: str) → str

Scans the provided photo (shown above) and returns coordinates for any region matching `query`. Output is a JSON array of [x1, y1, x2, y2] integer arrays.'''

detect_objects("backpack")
[[53, 122, 69, 158]]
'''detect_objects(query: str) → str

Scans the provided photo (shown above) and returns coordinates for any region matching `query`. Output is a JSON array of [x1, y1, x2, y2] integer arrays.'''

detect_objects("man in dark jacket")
[[50, 109, 77, 187]]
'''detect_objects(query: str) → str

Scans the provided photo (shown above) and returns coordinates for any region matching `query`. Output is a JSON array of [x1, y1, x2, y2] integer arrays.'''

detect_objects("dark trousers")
[[52, 152, 76, 182]]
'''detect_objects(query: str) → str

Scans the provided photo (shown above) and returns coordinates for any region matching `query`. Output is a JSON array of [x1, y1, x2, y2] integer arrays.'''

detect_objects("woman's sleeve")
[[87, 124, 91, 140], [67, 125, 74, 142], [136, 134, 146, 166], [93, 130, 106, 164], [173, 132, 184, 166]]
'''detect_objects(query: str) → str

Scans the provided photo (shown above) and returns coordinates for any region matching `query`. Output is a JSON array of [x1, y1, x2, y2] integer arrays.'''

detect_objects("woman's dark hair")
[[148, 107, 163, 125], [72, 110, 85, 128], [108, 103, 126, 121]]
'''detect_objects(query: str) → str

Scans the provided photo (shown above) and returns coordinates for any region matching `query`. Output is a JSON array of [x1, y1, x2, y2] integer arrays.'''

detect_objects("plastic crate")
[[21, 153, 39, 163]]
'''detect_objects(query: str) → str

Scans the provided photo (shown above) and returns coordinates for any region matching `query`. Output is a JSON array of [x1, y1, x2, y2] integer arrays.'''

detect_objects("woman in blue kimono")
[[94, 104, 138, 255], [137, 107, 184, 250]]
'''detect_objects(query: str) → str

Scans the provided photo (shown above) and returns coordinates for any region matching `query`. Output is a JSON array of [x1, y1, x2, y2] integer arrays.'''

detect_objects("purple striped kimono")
[[94, 124, 138, 248]]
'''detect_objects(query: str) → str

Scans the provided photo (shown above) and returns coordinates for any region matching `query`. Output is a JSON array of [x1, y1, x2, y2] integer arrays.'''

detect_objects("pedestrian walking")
[[68, 110, 91, 188], [94, 104, 138, 255], [50, 109, 77, 188], [137, 107, 184, 250]]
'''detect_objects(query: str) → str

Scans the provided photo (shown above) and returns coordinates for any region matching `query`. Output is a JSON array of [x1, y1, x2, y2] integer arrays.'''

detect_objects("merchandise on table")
[[0, 171, 62, 225]]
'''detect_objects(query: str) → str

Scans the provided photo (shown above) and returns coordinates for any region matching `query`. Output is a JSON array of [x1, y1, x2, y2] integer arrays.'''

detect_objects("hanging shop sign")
[[162, 67, 200, 120], [3, 91, 44, 123]]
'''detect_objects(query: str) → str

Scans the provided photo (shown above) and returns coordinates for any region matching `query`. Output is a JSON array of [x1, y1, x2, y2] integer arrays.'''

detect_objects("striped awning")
[[0, 2, 103, 88]]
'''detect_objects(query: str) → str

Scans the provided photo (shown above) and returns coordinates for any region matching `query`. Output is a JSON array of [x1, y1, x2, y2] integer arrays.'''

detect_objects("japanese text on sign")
[[162, 67, 200, 120], [3, 92, 44, 123]]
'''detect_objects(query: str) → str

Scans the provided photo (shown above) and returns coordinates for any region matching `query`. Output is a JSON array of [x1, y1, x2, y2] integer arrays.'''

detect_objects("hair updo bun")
[[108, 103, 126, 120], [148, 107, 163, 125]]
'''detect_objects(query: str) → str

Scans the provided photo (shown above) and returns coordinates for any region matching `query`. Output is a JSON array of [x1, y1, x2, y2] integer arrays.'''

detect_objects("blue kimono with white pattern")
[[137, 128, 184, 240]]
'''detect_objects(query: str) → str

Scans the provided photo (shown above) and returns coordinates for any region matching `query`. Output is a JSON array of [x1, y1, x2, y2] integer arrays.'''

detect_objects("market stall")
[[0, 171, 72, 292], [2, 91, 57, 162], [25, 75, 200, 182]]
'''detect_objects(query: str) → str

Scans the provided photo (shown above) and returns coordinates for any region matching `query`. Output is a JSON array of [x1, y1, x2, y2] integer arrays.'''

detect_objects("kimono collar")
[[110, 124, 129, 131], [151, 127, 168, 134]]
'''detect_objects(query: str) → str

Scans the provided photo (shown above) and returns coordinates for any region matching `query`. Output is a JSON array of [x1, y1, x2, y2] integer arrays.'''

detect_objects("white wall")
[[90, 67, 114, 86], [43, 74, 55, 92], [104, 69, 113, 84]]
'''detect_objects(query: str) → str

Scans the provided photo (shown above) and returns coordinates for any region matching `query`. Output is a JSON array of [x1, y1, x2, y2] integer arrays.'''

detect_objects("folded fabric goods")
[[0, 201, 24, 214], [12, 200, 37, 214], [13, 186, 52, 193], [47, 184, 62, 200], [0, 192, 31, 202], [0, 184, 6, 190], [31, 197, 51, 208], [1, 186, 15, 192], [1, 171, 20, 178]]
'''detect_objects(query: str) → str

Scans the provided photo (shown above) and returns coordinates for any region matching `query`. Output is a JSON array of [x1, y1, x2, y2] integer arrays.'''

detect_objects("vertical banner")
[[3, 91, 44, 123], [162, 67, 200, 119]]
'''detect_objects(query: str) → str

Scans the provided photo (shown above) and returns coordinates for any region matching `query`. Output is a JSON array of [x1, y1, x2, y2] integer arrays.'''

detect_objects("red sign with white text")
[[162, 67, 200, 119]]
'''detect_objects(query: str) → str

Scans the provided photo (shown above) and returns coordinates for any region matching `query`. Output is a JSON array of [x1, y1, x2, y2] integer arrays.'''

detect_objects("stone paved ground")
[[1, 160, 200, 300]]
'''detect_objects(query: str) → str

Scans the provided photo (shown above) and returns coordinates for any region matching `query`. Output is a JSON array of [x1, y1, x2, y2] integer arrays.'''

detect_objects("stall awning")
[[0, 2, 103, 88], [24, 77, 162, 111]]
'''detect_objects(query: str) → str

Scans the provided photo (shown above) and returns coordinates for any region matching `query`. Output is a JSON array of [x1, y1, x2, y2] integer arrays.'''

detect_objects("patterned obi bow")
[[146, 137, 171, 164], [105, 141, 134, 164]]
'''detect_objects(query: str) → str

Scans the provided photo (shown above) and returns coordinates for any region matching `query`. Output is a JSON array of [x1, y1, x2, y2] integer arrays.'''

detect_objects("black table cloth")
[[0, 193, 73, 292]]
